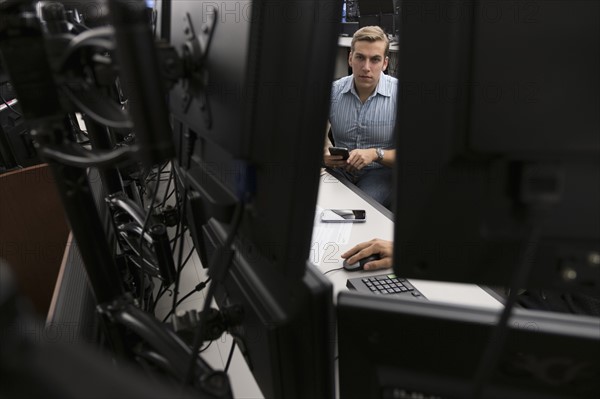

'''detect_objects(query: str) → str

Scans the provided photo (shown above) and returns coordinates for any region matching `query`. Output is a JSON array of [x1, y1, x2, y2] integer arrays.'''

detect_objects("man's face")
[[349, 40, 389, 95]]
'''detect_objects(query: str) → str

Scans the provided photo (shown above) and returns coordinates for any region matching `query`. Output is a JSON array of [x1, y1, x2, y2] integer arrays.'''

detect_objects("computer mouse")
[[342, 254, 381, 272]]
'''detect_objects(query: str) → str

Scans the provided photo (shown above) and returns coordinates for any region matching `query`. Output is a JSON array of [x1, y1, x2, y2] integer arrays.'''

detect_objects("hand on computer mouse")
[[342, 254, 381, 272], [341, 238, 393, 271]]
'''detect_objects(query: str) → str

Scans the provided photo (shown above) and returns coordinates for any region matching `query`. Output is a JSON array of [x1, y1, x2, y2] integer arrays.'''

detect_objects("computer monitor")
[[337, 291, 600, 399], [336, 1, 599, 397], [201, 219, 335, 399], [358, 0, 395, 16], [357, 1, 398, 37], [169, 0, 341, 279], [167, 1, 340, 397], [392, 0, 599, 295]]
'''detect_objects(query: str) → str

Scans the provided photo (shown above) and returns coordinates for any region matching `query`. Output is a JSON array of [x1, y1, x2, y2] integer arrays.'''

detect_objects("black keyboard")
[[347, 273, 427, 299]]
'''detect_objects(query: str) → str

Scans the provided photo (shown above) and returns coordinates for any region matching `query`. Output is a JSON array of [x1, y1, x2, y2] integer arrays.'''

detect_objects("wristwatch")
[[375, 148, 385, 162]]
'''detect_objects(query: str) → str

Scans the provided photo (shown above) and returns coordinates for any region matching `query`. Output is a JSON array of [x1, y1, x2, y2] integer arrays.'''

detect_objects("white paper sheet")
[[309, 206, 353, 266]]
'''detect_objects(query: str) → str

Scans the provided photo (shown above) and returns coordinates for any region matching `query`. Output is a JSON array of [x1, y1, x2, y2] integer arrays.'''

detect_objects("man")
[[324, 26, 397, 209]]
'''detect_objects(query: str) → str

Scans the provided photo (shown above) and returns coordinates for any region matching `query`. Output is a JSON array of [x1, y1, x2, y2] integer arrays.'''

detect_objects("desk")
[[313, 171, 503, 310]]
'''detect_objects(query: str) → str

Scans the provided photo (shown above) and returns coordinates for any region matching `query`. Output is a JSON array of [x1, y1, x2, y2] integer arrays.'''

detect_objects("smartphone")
[[321, 209, 366, 223], [328, 146, 350, 160]]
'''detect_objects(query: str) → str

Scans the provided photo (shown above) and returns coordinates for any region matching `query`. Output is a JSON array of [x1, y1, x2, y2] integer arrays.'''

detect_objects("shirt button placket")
[[357, 103, 366, 147]]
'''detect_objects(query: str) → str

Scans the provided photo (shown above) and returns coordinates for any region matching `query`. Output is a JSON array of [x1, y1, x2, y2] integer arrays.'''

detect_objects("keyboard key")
[[403, 281, 416, 291]]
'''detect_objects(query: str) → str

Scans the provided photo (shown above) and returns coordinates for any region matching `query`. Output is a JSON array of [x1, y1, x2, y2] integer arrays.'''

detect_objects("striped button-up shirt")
[[329, 73, 398, 170]]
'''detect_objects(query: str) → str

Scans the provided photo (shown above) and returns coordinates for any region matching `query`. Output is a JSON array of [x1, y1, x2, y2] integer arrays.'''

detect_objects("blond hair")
[[351, 26, 390, 58]]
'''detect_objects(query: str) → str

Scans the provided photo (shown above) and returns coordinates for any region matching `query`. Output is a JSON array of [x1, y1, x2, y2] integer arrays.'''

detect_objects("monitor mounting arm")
[[157, 10, 218, 129]]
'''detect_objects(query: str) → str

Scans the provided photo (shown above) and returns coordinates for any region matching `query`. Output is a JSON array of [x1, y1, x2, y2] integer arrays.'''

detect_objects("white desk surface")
[[313, 171, 503, 310]]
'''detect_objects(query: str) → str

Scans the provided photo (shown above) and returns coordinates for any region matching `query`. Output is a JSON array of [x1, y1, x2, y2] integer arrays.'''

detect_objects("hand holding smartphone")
[[328, 146, 350, 160], [321, 209, 366, 223]]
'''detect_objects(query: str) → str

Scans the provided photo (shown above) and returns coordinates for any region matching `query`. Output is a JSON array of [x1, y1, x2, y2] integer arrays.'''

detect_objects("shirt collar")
[[343, 73, 393, 98], [341, 76, 355, 94], [374, 74, 393, 97]]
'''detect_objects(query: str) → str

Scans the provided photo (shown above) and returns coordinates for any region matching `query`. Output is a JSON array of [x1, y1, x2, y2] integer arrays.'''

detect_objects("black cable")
[[170, 220, 182, 248], [168, 156, 197, 316], [224, 341, 237, 373], [165, 186, 185, 316], [41, 144, 138, 168], [161, 277, 211, 323], [57, 26, 115, 70], [151, 282, 167, 313], [169, 167, 185, 252], [470, 224, 543, 398], [161, 187, 176, 205], [61, 86, 132, 130], [153, 286, 171, 311], [184, 202, 245, 386], [171, 144, 187, 252], [180, 246, 195, 271], [154, 246, 194, 316], [175, 286, 202, 307], [171, 121, 191, 207], [198, 341, 212, 354], [160, 168, 175, 207], [140, 162, 169, 200], [170, 185, 189, 314], [170, 225, 188, 245], [137, 166, 161, 312], [324, 267, 344, 275], [144, 161, 171, 185]]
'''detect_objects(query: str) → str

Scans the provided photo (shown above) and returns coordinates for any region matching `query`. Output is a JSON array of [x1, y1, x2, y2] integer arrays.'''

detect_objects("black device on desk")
[[321, 208, 366, 223]]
